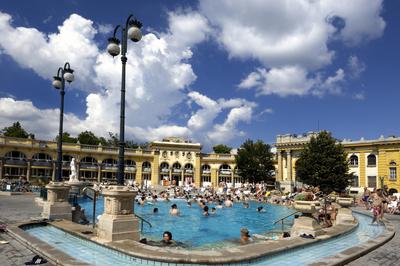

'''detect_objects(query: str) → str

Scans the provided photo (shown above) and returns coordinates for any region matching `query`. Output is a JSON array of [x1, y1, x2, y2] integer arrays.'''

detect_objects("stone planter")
[[336, 197, 354, 207], [42, 181, 71, 220], [97, 186, 140, 242], [293, 200, 321, 214]]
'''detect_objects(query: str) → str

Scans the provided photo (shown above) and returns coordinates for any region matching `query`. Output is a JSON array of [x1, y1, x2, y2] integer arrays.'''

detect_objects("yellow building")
[[275, 132, 400, 194], [0, 135, 240, 188]]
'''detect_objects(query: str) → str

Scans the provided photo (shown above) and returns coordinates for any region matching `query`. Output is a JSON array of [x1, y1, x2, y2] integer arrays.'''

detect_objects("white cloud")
[[353, 91, 366, 100], [0, 11, 255, 147], [201, 0, 385, 97], [348, 55, 366, 78], [97, 23, 113, 35]]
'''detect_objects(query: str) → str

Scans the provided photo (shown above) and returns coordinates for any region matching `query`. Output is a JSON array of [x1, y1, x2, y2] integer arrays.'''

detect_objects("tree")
[[213, 144, 232, 154], [55, 132, 77, 143], [235, 139, 275, 183], [77, 131, 101, 145], [1, 122, 34, 139], [295, 131, 353, 193]]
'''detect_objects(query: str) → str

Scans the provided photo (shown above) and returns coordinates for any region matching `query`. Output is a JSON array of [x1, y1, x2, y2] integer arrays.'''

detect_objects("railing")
[[135, 213, 152, 232], [273, 211, 300, 232]]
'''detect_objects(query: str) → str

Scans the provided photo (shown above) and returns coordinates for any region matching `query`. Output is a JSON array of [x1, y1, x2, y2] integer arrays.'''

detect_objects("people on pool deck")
[[240, 228, 253, 244], [169, 203, 180, 216], [371, 190, 384, 224]]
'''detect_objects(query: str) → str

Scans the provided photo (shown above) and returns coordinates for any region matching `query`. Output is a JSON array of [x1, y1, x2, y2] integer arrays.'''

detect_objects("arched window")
[[172, 162, 181, 169], [201, 164, 211, 173], [81, 156, 97, 164], [160, 162, 169, 172], [5, 151, 27, 160], [390, 161, 397, 166], [349, 155, 358, 166], [142, 161, 151, 172], [219, 164, 231, 174], [103, 158, 117, 166], [184, 163, 193, 173], [367, 154, 376, 166], [32, 153, 52, 161], [124, 160, 136, 166]]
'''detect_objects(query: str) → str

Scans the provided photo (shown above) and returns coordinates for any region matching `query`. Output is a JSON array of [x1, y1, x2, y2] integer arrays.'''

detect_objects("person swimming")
[[257, 206, 266, 212], [169, 203, 180, 216], [203, 206, 209, 216]]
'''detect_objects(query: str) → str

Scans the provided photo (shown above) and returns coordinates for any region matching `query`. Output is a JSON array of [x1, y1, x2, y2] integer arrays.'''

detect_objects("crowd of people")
[[359, 185, 400, 224]]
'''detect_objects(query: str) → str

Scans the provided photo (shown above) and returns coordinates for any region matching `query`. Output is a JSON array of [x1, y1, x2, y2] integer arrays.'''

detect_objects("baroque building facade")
[[0, 135, 241, 188], [275, 132, 400, 194]]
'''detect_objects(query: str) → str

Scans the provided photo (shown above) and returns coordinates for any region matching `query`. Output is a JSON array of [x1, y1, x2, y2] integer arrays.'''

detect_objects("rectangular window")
[[390, 167, 397, 181], [368, 176, 377, 188], [201, 176, 211, 182]]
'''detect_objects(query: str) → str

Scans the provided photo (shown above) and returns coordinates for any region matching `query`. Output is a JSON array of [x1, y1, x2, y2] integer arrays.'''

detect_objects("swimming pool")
[[22, 212, 384, 265], [79, 197, 295, 248]]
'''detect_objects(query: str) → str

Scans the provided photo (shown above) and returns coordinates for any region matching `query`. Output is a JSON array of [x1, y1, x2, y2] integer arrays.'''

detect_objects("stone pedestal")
[[97, 186, 140, 242], [335, 197, 355, 225], [291, 216, 323, 237], [42, 182, 72, 220], [68, 180, 84, 195]]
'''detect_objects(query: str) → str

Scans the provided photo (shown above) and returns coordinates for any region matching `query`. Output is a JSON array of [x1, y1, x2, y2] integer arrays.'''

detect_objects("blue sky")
[[0, 0, 398, 151]]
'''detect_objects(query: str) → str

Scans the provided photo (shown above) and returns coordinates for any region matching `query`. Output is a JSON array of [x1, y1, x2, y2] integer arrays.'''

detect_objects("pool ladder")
[[273, 211, 300, 232], [135, 214, 152, 232]]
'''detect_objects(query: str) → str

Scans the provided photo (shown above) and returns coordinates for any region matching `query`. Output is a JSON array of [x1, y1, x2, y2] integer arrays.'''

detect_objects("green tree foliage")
[[1, 121, 34, 139], [235, 139, 275, 183], [77, 131, 101, 145], [295, 131, 353, 193], [213, 144, 232, 154], [55, 132, 77, 143]]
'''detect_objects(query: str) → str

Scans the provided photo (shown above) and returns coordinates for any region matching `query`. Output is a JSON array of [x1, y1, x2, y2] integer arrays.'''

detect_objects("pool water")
[[23, 212, 384, 266], [79, 197, 295, 248]]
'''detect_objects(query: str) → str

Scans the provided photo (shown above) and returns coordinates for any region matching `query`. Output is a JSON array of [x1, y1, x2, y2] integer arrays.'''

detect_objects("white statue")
[[69, 157, 78, 182]]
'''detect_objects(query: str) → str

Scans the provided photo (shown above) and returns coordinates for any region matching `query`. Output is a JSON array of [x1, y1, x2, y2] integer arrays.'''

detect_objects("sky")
[[0, 0, 399, 151]]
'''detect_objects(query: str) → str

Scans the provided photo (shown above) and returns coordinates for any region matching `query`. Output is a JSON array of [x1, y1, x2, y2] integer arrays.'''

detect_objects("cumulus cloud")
[[201, 0, 385, 97], [348, 55, 366, 78], [0, 11, 255, 147]]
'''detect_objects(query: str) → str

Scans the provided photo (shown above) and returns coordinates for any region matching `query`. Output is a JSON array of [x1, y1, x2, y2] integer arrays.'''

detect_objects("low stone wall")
[[7, 211, 394, 265]]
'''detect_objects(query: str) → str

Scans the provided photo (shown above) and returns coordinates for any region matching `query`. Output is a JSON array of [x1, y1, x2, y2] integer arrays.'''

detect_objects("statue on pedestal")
[[69, 158, 78, 182]]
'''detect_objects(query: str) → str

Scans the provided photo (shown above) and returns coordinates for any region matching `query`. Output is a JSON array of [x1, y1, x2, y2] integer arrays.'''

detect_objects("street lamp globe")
[[63, 70, 75, 83], [107, 37, 121, 57], [52, 77, 62, 89], [128, 25, 142, 42]]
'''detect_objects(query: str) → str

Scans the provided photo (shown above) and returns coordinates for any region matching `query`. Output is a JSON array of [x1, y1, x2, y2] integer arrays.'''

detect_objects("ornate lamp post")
[[97, 15, 142, 242], [52, 63, 75, 182], [107, 15, 142, 185], [42, 63, 74, 220]]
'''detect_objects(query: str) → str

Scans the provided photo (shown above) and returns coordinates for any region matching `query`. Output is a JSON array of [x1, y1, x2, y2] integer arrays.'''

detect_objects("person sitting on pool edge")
[[169, 203, 180, 216], [240, 227, 253, 244]]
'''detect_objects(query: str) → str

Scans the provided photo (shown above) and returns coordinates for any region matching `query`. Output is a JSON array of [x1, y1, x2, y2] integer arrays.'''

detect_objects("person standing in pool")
[[169, 203, 180, 216]]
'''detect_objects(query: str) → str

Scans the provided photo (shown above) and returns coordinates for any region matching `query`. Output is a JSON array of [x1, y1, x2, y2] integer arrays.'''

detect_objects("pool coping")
[[309, 209, 396, 266], [8, 215, 361, 265], [7, 210, 395, 265]]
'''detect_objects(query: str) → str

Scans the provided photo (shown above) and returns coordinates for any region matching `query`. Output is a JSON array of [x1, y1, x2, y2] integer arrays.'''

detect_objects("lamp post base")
[[42, 181, 72, 220], [97, 185, 139, 242]]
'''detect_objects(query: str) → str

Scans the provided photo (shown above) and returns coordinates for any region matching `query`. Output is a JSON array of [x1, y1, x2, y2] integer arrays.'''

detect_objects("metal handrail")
[[273, 211, 300, 232], [135, 214, 152, 232]]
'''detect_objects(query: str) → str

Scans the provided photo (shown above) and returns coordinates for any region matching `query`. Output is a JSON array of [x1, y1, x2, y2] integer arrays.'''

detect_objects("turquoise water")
[[79, 197, 294, 248], [23, 212, 384, 266]]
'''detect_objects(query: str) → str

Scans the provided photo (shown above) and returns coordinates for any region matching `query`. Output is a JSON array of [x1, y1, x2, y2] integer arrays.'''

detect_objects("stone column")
[[287, 150, 292, 182], [211, 168, 218, 188], [194, 154, 201, 187], [151, 153, 159, 186], [26, 160, 31, 181], [277, 151, 283, 181], [0, 158, 3, 179], [97, 186, 139, 242], [42, 182, 71, 220], [135, 163, 143, 185], [51, 162, 56, 181], [76, 162, 80, 181], [97, 164, 102, 183]]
